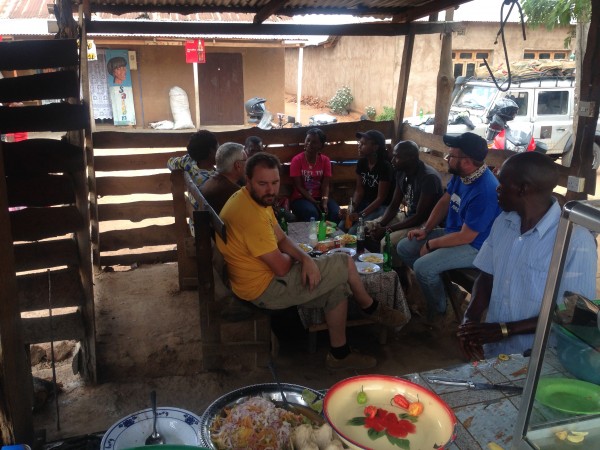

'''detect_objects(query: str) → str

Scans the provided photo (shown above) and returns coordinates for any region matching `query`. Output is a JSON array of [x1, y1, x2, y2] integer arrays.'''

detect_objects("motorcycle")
[[486, 97, 547, 154], [244, 97, 298, 129]]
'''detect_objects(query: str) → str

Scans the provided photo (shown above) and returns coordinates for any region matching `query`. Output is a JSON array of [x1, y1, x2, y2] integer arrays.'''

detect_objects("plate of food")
[[298, 243, 313, 253], [200, 383, 343, 450], [326, 226, 337, 236], [340, 234, 357, 247], [324, 375, 457, 450], [328, 247, 357, 257], [355, 262, 380, 274], [359, 253, 384, 264], [101, 407, 202, 450]]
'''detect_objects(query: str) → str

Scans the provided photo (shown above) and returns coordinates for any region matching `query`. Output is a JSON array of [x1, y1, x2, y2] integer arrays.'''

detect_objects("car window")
[[537, 90, 570, 115], [507, 91, 528, 116]]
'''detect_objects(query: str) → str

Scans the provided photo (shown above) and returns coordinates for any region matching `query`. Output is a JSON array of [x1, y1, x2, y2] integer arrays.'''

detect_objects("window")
[[507, 91, 529, 116], [453, 50, 490, 77], [537, 90, 570, 115], [523, 51, 569, 60]]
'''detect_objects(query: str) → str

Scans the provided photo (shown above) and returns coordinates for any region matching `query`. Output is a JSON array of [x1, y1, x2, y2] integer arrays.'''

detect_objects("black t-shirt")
[[356, 157, 394, 206], [395, 160, 443, 217]]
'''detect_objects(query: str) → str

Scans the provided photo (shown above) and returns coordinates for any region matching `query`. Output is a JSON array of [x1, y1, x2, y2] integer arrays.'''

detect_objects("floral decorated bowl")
[[324, 375, 457, 450]]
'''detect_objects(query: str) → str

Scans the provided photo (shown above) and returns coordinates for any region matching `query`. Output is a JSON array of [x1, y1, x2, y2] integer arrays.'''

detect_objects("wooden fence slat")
[[100, 250, 177, 267], [0, 39, 79, 71], [0, 71, 79, 104], [21, 312, 85, 345], [94, 152, 186, 172], [10, 205, 84, 242], [99, 223, 176, 252], [3, 139, 84, 175], [13, 239, 80, 272], [98, 200, 175, 222], [17, 268, 84, 312], [7, 175, 76, 207], [0, 104, 89, 134], [96, 173, 172, 196]]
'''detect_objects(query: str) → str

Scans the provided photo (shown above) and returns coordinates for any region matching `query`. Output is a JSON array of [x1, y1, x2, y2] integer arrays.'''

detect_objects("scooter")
[[244, 97, 297, 129]]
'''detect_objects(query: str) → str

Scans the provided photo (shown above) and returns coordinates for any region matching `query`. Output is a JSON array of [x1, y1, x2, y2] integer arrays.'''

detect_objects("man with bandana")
[[396, 132, 501, 322]]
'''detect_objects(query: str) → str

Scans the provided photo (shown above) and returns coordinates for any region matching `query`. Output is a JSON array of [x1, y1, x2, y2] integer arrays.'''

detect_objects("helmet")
[[487, 97, 519, 122], [244, 97, 267, 122]]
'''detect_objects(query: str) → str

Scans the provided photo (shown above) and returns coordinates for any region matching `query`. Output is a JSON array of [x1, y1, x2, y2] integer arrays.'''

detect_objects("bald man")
[[457, 152, 597, 360]]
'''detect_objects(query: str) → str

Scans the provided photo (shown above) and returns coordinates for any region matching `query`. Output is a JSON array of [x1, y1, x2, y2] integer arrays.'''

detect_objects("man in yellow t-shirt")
[[217, 152, 408, 370]]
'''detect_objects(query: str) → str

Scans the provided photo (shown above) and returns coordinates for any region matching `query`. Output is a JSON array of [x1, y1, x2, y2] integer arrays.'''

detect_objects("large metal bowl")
[[199, 383, 323, 449]]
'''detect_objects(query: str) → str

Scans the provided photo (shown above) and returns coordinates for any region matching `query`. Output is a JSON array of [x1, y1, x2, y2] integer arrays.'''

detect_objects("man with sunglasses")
[[396, 132, 501, 323]]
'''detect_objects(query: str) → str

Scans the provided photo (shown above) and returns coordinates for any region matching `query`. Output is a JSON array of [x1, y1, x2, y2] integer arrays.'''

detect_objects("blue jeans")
[[339, 204, 387, 234], [291, 198, 340, 222], [396, 228, 478, 319]]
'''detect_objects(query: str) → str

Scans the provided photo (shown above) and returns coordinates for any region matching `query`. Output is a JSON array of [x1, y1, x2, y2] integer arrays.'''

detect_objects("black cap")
[[356, 130, 386, 151], [443, 132, 488, 162]]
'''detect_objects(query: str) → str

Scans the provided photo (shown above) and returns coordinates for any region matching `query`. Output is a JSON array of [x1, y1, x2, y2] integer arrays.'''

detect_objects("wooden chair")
[[442, 268, 480, 321]]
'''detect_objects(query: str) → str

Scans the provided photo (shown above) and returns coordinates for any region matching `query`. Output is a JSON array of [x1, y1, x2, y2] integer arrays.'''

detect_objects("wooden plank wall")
[[91, 120, 395, 268]]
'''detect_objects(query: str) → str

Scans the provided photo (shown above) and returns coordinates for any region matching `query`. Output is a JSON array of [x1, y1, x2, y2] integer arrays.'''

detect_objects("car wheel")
[[560, 136, 600, 170]]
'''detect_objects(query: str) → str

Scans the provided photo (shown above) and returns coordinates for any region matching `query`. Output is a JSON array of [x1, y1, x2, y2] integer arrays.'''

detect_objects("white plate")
[[328, 247, 357, 257], [100, 407, 202, 450], [359, 253, 384, 264], [298, 243, 313, 253], [355, 261, 380, 274]]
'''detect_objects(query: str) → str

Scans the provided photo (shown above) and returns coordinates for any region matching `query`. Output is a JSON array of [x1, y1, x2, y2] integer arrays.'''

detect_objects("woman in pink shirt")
[[289, 128, 340, 221]]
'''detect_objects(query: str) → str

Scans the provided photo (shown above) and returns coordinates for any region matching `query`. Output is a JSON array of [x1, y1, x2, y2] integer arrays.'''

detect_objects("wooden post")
[[0, 146, 34, 444], [433, 9, 454, 136], [393, 28, 415, 143]]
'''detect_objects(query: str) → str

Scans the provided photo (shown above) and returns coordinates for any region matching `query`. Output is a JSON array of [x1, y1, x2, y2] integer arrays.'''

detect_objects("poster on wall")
[[105, 49, 136, 126]]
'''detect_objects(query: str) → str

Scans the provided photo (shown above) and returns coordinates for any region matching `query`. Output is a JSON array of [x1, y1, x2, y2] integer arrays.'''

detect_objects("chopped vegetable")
[[391, 393, 410, 409], [498, 354, 510, 361], [364, 405, 377, 418], [567, 434, 585, 443], [356, 386, 367, 404], [555, 431, 568, 441], [408, 401, 424, 417]]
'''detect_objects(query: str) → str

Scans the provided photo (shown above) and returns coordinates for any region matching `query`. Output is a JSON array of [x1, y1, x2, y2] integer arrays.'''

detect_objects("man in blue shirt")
[[457, 152, 597, 360], [397, 132, 501, 321]]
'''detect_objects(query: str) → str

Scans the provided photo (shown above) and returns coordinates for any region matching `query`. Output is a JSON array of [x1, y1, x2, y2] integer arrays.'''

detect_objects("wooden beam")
[[394, 0, 472, 23], [433, 8, 454, 136], [86, 20, 466, 37], [0, 71, 79, 104], [393, 30, 415, 143], [0, 39, 78, 71], [253, 0, 287, 24]]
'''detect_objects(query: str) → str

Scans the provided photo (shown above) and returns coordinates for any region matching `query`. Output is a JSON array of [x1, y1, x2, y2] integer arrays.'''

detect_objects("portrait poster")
[[105, 49, 136, 126]]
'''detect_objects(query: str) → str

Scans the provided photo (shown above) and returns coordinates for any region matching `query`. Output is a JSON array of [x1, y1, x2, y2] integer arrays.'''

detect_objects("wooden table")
[[288, 222, 411, 352]]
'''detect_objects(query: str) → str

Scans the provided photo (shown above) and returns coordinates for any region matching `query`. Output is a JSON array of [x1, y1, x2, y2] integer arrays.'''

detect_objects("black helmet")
[[487, 97, 519, 122], [244, 97, 267, 122]]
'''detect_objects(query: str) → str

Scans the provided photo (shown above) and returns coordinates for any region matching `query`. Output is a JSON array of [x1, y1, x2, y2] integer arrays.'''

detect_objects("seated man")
[[200, 142, 246, 214], [217, 152, 407, 370], [457, 152, 597, 360], [397, 132, 501, 321], [244, 135, 264, 157], [167, 130, 218, 187], [367, 140, 443, 265]]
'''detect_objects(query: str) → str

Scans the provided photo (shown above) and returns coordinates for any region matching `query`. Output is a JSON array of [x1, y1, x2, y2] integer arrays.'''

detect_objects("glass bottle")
[[279, 208, 288, 235], [345, 198, 353, 230], [317, 212, 327, 242], [308, 217, 317, 246], [356, 217, 366, 253], [383, 231, 393, 272]]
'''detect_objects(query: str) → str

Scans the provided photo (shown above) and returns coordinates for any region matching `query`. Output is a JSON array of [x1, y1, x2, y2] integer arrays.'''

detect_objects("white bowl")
[[328, 247, 357, 257], [355, 262, 380, 274], [324, 375, 457, 450], [101, 407, 202, 450], [359, 253, 384, 264]]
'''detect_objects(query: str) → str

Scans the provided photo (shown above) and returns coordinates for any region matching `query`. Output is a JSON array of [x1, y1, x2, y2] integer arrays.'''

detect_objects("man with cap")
[[396, 132, 501, 322], [341, 129, 394, 234]]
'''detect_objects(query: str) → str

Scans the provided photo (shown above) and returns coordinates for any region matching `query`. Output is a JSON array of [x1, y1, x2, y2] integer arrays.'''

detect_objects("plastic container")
[[555, 324, 600, 385]]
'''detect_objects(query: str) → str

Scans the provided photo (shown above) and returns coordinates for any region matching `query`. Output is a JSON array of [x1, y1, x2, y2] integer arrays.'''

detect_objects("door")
[[533, 88, 573, 154], [198, 53, 244, 125]]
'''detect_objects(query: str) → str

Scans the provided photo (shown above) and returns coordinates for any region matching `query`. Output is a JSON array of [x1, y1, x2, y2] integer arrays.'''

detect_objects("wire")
[[481, 0, 527, 92]]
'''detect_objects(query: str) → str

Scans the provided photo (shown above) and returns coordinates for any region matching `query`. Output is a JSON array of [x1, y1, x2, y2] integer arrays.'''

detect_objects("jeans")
[[291, 198, 340, 222], [396, 228, 478, 319], [339, 204, 387, 234]]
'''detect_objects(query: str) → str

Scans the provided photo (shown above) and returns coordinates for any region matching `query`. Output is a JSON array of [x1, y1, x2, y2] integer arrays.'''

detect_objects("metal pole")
[[47, 270, 61, 431]]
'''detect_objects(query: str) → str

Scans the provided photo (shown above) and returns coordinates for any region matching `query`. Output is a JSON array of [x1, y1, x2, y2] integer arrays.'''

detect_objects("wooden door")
[[198, 53, 244, 125]]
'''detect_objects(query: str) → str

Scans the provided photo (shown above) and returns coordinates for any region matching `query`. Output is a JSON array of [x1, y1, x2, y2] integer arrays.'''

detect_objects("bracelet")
[[425, 240, 431, 251], [499, 322, 509, 338], [420, 225, 428, 231], [322, 196, 328, 200]]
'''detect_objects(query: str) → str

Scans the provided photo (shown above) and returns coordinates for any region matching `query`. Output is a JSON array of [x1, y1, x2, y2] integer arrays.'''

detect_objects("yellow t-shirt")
[[216, 187, 278, 300]]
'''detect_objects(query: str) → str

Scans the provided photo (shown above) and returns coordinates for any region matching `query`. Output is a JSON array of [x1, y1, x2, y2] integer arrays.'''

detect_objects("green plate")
[[536, 377, 600, 414]]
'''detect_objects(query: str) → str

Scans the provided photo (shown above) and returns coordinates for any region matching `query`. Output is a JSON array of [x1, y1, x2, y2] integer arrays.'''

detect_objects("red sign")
[[185, 39, 206, 64]]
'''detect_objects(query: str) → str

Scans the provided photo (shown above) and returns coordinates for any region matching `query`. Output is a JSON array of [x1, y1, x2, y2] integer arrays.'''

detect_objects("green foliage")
[[376, 106, 395, 121], [365, 106, 376, 119], [521, 0, 590, 47], [328, 86, 354, 114]]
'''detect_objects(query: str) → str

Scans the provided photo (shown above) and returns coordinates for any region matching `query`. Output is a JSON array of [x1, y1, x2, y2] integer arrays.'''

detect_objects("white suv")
[[407, 76, 600, 169]]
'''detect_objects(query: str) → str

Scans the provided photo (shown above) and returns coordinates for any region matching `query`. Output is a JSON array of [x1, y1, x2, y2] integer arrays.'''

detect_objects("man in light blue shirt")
[[457, 152, 597, 360]]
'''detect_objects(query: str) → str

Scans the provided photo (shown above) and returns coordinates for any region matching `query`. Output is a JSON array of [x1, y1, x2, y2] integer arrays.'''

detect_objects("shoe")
[[367, 302, 408, 327], [326, 349, 377, 370]]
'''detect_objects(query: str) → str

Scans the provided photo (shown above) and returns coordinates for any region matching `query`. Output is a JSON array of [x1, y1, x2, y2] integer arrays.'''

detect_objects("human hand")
[[349, 212, 360, 222], [370, 224, 385, 241], [457, 321, 505, 345], [458, 337, 484, 361], [301, 257, 321, 291], [407, 228, 427, 241]]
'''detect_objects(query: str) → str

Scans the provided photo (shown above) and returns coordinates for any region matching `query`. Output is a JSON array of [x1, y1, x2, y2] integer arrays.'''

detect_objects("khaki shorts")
[[252, 253, 351, 312]]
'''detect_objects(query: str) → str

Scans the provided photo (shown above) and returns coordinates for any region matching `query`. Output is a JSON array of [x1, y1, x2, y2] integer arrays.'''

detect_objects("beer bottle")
[[345, 198, 353, 230], [317, 212, 327, 241], [383, 230, 393, 272]]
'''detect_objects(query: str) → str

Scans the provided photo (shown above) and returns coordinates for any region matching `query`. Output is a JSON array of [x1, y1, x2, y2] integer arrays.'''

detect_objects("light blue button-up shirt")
[[474, 199, 597, 357]]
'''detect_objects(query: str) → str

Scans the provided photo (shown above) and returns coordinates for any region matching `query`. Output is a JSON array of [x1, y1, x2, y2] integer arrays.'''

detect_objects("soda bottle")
[[383, 231, 393, 272], [345, 198, 353, 230], [317, 212, 327, 241], [356, 217, 366, 253], [308, 217, 318, 246], [279, 209, 288, 235]]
